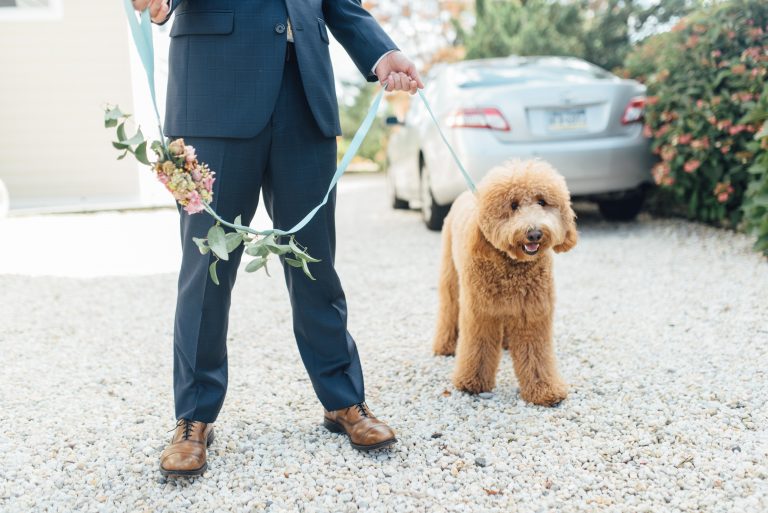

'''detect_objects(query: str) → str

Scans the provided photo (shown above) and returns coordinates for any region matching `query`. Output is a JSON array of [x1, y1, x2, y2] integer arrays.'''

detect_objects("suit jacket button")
[[275, 23, 286, 34]]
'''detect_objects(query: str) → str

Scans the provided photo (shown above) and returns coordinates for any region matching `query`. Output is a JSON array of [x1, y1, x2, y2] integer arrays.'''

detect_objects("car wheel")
[[387, 170, 410, 210], [420, 163, 450, 231], [597, 189, 645, 221]]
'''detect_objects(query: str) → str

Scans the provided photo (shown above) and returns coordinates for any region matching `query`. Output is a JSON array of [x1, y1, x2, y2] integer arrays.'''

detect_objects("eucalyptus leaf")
[[192, 237, 210, 255], [105, 118, 118, 128], [225, 231, 244, 252], [245, 257, 267, 273], [117, 122, 127, 142], [207, 225, 229, 261], [289, 238, 321, 263], [209, 260, 220, 285], [301, 259, 316, 281], [112, 141, 131, 150], [134, 141, 150, 165], [245, 241, 270, 258], [117, 150, 128, 160], [284, 258, 303, 268], [104, 106, 127, 121], [121, 127, 145, 146]]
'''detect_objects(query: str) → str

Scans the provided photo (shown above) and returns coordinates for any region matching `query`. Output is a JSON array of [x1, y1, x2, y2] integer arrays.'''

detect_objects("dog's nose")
[[527, 229, 543, 242]]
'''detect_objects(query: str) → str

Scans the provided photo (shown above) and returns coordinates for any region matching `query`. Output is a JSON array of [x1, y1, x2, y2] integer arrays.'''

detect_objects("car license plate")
[[548, 108, 587, 131]]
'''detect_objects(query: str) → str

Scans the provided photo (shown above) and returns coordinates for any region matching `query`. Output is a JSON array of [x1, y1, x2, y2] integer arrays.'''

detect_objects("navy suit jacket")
[[162, 0, 397, 139]]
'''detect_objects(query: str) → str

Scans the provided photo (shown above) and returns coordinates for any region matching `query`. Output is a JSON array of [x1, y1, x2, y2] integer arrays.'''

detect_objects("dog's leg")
[[433, 223, 460, 356], [452, 299, 502, 393], [507, 316, 568, 406]]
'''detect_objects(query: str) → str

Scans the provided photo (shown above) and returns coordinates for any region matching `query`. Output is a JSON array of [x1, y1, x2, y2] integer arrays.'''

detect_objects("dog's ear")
[[554, 204, 578, 253]]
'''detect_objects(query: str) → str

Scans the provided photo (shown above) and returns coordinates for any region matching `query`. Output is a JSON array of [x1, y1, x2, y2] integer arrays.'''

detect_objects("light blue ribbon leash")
[[122, 1, 476, 238]]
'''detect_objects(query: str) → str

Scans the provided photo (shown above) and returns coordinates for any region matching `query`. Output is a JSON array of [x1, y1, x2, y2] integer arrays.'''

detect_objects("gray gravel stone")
[[1, 174, 767, 513]]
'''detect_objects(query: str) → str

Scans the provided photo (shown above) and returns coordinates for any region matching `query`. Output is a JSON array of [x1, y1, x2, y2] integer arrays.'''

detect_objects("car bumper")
[[427, 127, 654, 205]]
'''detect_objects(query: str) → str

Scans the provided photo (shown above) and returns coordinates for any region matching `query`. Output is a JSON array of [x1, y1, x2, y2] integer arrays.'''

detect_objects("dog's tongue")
[[524, 243, 540, 253]]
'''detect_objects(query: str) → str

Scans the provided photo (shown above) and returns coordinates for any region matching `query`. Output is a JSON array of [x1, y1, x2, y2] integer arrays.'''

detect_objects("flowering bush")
[[631, 0, 767, 226], [741, 90, 768, 255], [104, 106, 319, 282]]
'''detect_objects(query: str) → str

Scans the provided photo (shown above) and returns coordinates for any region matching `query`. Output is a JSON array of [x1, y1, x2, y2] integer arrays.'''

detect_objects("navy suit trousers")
[[172, 48, 364, 422]]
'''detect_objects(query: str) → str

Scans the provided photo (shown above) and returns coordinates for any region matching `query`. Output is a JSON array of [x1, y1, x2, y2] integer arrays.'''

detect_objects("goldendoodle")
[[432, 159, 577, 406]]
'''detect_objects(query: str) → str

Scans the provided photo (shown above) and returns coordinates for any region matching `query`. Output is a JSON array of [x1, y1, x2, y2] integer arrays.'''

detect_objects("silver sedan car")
[[385, 56, 654, 229]]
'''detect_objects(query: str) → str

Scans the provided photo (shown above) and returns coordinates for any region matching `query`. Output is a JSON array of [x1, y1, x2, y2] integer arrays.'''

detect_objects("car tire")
[[597, 189, 645, 221], [420, 163, 450, 231], [387, 168, 410, 210]]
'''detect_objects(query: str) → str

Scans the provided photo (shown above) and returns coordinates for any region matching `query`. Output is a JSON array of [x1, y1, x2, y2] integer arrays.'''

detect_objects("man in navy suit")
[[132, 0, 423, 477]]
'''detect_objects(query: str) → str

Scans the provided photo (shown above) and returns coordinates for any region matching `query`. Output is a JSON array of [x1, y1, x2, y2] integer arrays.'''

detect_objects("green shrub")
[[634, 0, 767, 226], [741, 90, 768, 255]]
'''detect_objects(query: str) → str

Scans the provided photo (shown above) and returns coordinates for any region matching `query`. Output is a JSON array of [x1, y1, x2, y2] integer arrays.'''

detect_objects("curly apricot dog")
[[432, 160, 577, 406]]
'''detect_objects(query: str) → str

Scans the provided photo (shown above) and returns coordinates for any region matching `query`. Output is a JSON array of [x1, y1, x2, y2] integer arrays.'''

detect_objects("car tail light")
[[446, 108, 511, 131], [621, 97, 645, 125]]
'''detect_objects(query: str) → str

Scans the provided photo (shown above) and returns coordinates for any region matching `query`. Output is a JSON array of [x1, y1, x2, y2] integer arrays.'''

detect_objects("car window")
[[457, 60, 614, 88]]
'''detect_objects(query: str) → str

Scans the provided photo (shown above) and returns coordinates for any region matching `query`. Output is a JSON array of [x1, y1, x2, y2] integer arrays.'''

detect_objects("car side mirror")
[[385, 116, 404, 126]]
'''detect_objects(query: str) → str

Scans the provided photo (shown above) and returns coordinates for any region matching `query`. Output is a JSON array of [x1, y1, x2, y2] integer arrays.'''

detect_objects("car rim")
[[421, 166, 432, 221]]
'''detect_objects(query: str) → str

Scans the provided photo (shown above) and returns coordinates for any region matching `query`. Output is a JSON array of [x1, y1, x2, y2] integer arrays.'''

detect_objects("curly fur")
[[432, 159, 577, 406]]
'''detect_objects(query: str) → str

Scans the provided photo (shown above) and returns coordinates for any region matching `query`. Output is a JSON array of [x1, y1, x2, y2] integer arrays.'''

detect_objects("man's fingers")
[[149, 0, 169, 22], [132, 0, 150, 11], [408, 79, 418, 95]]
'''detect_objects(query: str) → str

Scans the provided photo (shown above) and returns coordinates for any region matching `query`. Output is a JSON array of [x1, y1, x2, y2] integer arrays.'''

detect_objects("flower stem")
[[202, 201, 265, 236]]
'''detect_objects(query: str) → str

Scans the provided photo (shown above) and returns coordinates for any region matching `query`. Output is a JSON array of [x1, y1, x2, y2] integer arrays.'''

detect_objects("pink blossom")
[[185, 145, 197, 163], [202, 175, 215, 193], [683, 160, 701, 173], [678, 133, 693, 145], [190, 168, 202, 182], [184, 190, 204, 214]]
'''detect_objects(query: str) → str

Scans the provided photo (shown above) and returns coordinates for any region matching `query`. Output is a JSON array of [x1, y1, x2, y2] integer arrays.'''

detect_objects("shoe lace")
[[354, 402, 370, 418], [169, 419, 197, 440]]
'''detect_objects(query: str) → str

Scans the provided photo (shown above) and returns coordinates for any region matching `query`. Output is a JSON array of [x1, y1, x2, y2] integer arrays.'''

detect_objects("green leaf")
[[301, 259, 316, 281], [245, 257, 268, 273], [244, 241, 270, 258], [112, 141, 131, 150], [134, 141, 150, 165], [225, 231, 244, 252], [209, 260, 220, 285], [233, 215, 242, 226], [207, 225, 229, 261], [121, 127, 145, 146], [117, 150, 129, 160], [105, 118, 118, 128], [192, 237, 210, 255], [117, 121, 127, 142], [284, 258, 303, 268], [289, 238, 321, 263]]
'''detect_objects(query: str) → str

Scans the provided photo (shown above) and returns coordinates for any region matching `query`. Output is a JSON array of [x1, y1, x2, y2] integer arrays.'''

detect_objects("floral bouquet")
[[104, 105, 319, 284]]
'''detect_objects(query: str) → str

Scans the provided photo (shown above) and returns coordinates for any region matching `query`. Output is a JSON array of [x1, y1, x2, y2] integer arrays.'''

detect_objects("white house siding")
[[0, 1, 141, 211]]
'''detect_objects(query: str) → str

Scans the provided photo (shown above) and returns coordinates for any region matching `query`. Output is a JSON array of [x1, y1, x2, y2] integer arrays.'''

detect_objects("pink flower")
[[720, 145, 731, 154], [202, 175, 215, 193], [185, 145, 197, 163], [683, 160, 701, 173], [711, 50, 722, 58], [729, 125, 746, 135], [643, 124, 653, 138], [184, 190, 204, 214], [691, 137, 710, 150], [678, 133, 693, 145], [190, 168, 202, 182]]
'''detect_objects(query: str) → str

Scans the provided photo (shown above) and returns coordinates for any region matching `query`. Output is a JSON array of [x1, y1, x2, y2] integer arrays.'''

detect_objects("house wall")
[[0, 1, 140, 210]]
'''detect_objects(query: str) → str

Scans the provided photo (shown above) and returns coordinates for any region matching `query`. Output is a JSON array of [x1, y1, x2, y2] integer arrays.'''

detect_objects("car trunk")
[[460, 80, 642, 143]]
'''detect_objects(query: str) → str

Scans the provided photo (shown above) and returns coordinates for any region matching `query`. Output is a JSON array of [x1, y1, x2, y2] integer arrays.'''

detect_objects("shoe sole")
[[159, 429, 215, 478], [323, 418, 398, 451]]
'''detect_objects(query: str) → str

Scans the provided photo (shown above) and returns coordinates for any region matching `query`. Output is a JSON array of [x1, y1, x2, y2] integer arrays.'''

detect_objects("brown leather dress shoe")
[[159, 419, 215, 477], [324, 403, 397, 451]]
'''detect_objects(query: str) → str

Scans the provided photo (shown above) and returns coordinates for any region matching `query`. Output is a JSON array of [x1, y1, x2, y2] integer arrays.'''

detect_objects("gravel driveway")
[[1, 173, 766, 513]]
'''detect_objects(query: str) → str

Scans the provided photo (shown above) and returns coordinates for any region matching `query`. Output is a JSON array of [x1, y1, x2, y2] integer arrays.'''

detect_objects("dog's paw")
[[433, 343, 456, 357], [452, 373, 495, 394], [520, 381, 568, 406]]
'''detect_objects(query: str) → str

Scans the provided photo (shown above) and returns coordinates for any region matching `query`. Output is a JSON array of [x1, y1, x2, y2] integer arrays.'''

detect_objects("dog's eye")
[[537, 199, 547, 207], [511, 201, 519, 211]]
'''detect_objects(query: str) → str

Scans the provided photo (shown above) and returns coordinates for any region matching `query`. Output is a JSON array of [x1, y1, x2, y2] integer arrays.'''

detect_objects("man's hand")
[[375, 51, 425, 95], [132, 0, 170, 24]]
